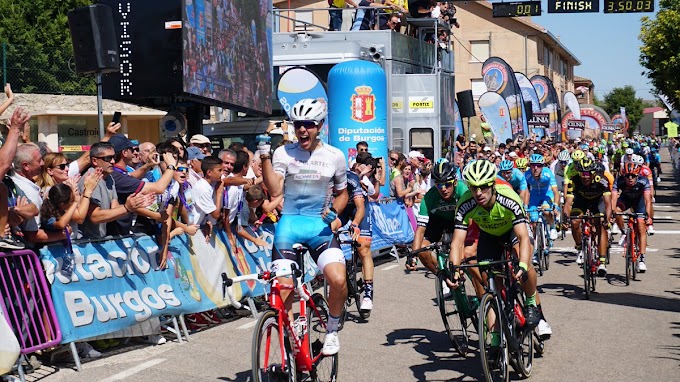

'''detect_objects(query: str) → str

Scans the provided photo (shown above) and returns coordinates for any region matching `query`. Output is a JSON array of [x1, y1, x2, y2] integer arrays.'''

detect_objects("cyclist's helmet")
[[631, 154, 644, 165], [558, 150, 571, 162], [515, 158, 529, 170], [595, 162, 606, 174], [621, 162, 641, 175], [625, 148, 634, 155], [529, 154, 545, 165], [290, 98, 327, 123], [571, 150, 585, 161], [463, 160, 497, 187], [432, 160, 458, 183], [435, 158, 448, 166], [576, 158, 596, 172], [499, 160, 514, 172]]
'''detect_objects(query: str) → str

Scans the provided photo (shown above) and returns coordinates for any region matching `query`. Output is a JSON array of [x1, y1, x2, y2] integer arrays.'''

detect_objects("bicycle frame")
[[223, 261, 327, 373]]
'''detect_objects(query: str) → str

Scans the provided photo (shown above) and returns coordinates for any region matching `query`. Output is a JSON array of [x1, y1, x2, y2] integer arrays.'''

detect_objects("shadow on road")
[[383, 328, 482, 381], [218, 370, 251, 382]]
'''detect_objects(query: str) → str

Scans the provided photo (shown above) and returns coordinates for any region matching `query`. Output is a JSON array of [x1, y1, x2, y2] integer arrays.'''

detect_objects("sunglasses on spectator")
[[176, 166, 189, 173], [131, 147, 139, 152], [358, 148, 369, 152], [196, 143, 211, 149], [95, 155, 115, 162], [389, 156, 398, 162], [51, 163, 69, 170], [293, 121, 319, 129]]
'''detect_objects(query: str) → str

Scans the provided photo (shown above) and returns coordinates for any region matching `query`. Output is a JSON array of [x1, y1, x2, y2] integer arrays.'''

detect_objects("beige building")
[[452, 2, 580, 105]]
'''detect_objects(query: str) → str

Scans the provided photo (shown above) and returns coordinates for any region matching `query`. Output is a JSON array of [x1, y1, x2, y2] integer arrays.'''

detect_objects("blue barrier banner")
[[40, 224, 319, 344], [369, 201, 414, 246]]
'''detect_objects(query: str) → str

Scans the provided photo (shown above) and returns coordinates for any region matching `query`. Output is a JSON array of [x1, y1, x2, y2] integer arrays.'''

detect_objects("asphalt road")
[[31, 154, 680, 382]]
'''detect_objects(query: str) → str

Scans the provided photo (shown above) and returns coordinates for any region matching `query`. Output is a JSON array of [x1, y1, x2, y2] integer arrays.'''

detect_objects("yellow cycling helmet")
[[463, 160, 497, 187], [515, 158, 529, 170], [571, 150, 585, 161]]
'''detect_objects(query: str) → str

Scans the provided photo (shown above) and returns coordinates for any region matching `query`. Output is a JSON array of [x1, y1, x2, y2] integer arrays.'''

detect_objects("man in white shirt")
[[192, 156, 226, 240]]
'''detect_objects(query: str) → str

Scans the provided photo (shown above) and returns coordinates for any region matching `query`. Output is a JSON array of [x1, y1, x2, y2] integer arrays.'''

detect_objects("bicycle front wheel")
[[435, 275, 470, 356], [535, 223, 545, 276], [478, 293, 509, 382], [511, 296, 533, 378], [307, 293, 338, 382], [625, 231, 633, 285], [252, 309, 297, 382], [582, 238, 592, 300]]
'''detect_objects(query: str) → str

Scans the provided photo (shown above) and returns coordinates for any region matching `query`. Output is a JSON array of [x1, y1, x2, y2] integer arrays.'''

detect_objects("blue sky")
[[529, 0, 658, 100]]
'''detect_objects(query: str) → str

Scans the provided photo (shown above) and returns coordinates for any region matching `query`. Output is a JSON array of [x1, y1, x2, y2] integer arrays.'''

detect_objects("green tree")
[[603, 86, 644, 133], [639, 0, 680, 108], [0, 0, 95, 94]]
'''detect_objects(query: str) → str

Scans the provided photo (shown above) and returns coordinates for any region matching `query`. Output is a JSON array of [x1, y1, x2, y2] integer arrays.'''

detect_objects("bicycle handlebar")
[[407, 241, 443, 257]]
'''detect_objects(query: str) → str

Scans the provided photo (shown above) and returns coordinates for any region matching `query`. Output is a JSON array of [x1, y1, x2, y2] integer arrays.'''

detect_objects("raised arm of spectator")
[[0, 84, 14, 118], [0, 107, 30, 178], [377, 158, 386, 186], [140, 152, 178, 194]]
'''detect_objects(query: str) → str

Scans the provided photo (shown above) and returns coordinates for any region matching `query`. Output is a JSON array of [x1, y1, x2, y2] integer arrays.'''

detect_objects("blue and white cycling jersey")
[[525, 167, 557, 206], [498, 167, 528, 194], [272, 142, 347, 217]]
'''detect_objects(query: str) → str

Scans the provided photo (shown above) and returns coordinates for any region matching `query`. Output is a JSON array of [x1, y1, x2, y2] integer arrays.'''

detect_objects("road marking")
[[647, 230, 680, 234], [654, 216, 675, 220], [238, 320, 258, 330], [99, 359, 166, 382], [381, 264, 401, 271]]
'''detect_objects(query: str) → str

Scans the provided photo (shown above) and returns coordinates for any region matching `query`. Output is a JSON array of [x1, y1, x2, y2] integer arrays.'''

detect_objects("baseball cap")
[[483, 147, 492, 152], [189, 134, 211, 145], [408, 150, 425, 160], [108, 134, 136, 153], [187, 146, 207, 160], [508, 152, 518, 158]]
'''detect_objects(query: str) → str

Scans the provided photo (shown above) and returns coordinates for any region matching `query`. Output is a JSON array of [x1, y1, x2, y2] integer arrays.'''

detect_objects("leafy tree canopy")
[[603, 86, 644, 132], [640, 0, 680, 109], [0, 0, 94, 94]]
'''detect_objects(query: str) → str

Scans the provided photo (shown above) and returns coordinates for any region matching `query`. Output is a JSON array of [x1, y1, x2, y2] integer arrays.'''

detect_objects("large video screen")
[[183, 0, 272, 115]]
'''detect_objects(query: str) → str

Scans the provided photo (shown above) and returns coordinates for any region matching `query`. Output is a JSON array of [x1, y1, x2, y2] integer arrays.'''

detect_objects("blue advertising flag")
[[277, 66, 330, 143], [515, 72, 543, 138], [530, 75, 561, 141], [482, 57, 527, 139], [478, 92, 513, 145]]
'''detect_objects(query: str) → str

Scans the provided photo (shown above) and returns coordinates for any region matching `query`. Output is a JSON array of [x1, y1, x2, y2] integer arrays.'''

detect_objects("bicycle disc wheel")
[[582, 238, 591, 300], [478, 294, 509, 382], [307, 293, 338, 382], [435, 275, 470, 356], [535, 223, 544, 276], [252, 309, 297, 382]]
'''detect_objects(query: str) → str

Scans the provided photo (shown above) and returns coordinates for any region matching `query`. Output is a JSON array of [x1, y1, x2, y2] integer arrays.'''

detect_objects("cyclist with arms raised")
[[261, 98, 348, 355], [450, 160, 552, 338], [564, 159, 612, 276], [611, 163, 652, 272]]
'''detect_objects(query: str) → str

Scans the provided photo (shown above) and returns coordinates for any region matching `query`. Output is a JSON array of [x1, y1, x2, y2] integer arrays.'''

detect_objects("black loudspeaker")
[[457, 90, 476, 118], [524, 101, 534, 121], [68, 4, 120, 74]]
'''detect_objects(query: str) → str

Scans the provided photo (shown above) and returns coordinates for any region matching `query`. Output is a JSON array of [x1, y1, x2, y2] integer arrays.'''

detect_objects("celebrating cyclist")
[[611, 163, 652, 273], [261, 98, 348, 355], [450, 160, 552, 338], [563, 159, 612, 276]]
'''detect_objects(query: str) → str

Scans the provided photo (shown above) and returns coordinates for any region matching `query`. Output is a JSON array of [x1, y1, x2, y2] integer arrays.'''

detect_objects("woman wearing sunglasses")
[[37, 153, 75, 196]]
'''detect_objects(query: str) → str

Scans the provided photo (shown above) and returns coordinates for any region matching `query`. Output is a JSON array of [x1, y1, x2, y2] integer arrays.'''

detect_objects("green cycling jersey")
[[454, 179, 527, 237], [416, 181, 469, 227]]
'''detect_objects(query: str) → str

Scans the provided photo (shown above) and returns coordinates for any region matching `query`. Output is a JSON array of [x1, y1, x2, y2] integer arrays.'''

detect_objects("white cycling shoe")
[[576, 251, 584, 266], [322, 331, 340, 356], [549, 228, 558, 240], [648, 225, 655, 235], [637, 259, 647, 273], [537, 319, 552, 339], [360, 297, 373, 311]]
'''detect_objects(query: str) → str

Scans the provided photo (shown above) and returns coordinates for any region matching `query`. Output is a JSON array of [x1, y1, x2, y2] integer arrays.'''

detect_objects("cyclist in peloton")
[[412, 160, 484, 295], [498, 159, 529, 205], [525, 154, 560, 253], [339, 152, 376, 313], [261, 98, 348, 355], [563, 159, 612, 276], [631, 154, 656, 234], [450, 160, 552, 338], [611, 163, 653, 273]]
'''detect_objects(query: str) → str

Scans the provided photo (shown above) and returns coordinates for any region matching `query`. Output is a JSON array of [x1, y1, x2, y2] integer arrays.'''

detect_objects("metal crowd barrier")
[[0, 250, 62, 381]]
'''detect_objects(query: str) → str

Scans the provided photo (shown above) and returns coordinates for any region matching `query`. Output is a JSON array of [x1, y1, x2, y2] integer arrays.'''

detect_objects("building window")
[[543, 46, 551, 70], [471, 79, 486, 100], [57, 116, 102, 160], [470, 41, 489, 63]]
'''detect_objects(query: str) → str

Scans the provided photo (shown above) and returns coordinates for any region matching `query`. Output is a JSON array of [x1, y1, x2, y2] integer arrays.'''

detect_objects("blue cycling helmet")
[[499, 160, 514, 171], [529, 154, 545, 164], [435, 158, 448, 166]]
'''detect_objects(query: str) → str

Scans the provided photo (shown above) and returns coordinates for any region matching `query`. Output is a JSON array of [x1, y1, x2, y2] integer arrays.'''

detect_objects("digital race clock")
[[604, 0, 655, 13], [492, 1, 542, 18]]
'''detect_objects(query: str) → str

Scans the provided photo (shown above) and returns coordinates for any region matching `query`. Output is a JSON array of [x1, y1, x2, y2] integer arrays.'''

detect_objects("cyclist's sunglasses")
[[293, 120, 319, 129], [470, 183, 494, 192], [580, 171, 592, 177], [624, 174, 637, 179], [435, 180, 455, 190]]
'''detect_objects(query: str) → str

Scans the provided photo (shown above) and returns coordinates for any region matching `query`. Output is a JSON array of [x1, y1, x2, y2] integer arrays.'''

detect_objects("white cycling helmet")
[[558, 150, 570, 162], [631, 154, 644, 165], [290, 98, 327, 123], [625, 148, 634, 155]]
